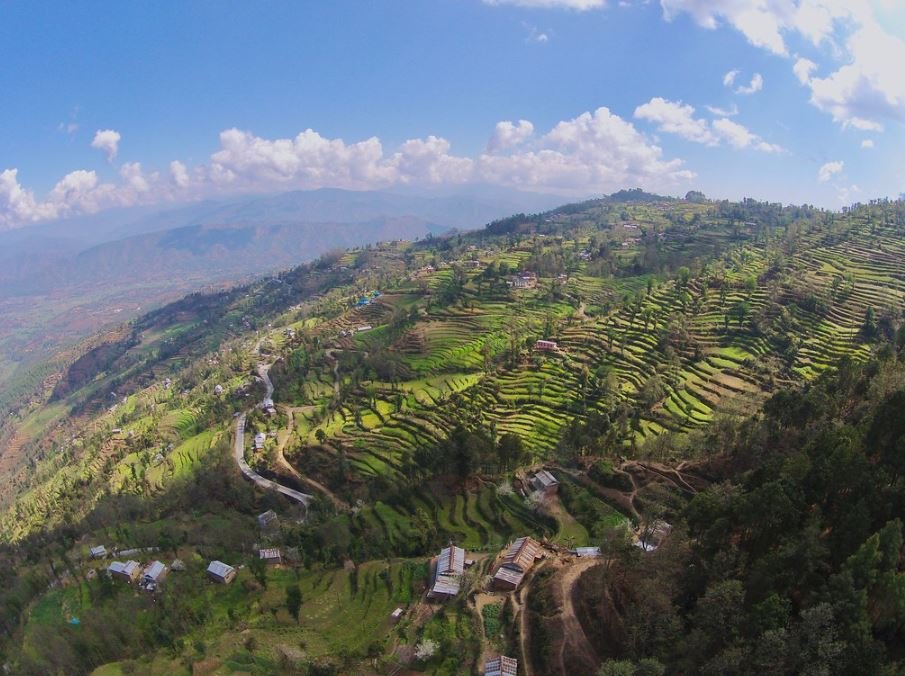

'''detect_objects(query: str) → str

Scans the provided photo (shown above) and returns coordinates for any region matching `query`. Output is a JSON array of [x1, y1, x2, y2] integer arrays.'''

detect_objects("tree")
[[729, 301, 750, 330], [315, 429, 327, 445], [286, 584, 303, 622], [249, 553, 267, 588], [497, 432, 525, 473]]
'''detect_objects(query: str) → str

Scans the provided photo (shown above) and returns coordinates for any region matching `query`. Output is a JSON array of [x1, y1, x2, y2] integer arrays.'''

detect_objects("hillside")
[[0, 187, 558, 397], [1, 194, 904, 674]]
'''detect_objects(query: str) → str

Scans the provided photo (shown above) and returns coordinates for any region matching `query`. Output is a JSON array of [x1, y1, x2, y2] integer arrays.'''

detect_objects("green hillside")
[[1, 193, 904, 674]]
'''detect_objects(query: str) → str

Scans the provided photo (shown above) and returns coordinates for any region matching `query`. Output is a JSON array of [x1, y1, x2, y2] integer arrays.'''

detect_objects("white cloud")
[[478, 106, 695, 194], [793, 57, 817, 84], [723, 69, 739, 87], [818, 159, 844, 182], [169, 160, 191, 188], [860, 138, 874, 148], [661, 0, 791, 55], [634, 98, 718, 145], [804, 21, 905, 131], [91, 129, 121, 162], [712, 118, 783, 152], [661, 1, 905, 130], [483, 0, 605, 8], [735, 72, 764, 95], [705, 103, 739, 116], [634, 97, 782, 152], [0, 169, 54, 228], [0, 107, 694, 228], [488, 119, 536, 152]]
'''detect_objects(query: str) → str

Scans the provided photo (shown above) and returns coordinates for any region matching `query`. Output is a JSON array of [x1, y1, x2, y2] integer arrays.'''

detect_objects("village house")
[[141, 561, 168, 589], [573, 546, 602, 558], [464, 259, 483, 270], [259, 548, 282, 565], [428, 544, 466, 601], [390, 607, 404, 624], [108, 560, 141, 583], [511, 272, 537, 289], [254, 432, 266, 451], [90, 545, 107, 559], [492, 536, 540, 592], [357, 325, 373, 333], [530, 469, 559, 495], [257, 509, 279, 529], [206, 560, 237, 584], [534, 339, 558, 352], [484, 655, 518, 676]]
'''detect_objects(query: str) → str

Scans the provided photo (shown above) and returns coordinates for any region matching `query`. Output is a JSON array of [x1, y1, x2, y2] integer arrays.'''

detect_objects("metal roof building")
[[530, 470, 559, 493], [428, 545, 467, 600], [259, 548, 282, 564], [491, 566, 525, 591], [143, 561, 167, 583], [436, 545, 465, 577], [501, 537, 540, 572], [485, 655, 518, 676], [108, 560, 141, 582], [90, 545, 107, 559], [206, 560, 237, 584], [492, 537, 540, 591]]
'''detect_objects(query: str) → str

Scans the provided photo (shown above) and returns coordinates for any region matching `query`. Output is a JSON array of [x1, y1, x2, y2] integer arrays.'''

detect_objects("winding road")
[[231, 341, 313, 506]]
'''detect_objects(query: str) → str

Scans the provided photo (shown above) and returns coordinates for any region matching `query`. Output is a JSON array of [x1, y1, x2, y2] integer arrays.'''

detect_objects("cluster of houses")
[[339, 324, 372, 337], [107, 559, 168, 591], [356, 290, 381, 307], [260, 397, 276, 416]]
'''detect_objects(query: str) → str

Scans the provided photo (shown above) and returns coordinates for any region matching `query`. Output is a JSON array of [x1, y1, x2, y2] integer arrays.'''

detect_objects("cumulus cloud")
[[634, 97, 782, 152], [804, 21, 905, 131], [169, 160, 191, 188], [723, 69, 739, 88], [735, 72, 764, 95], [487, 120, 535, 152], [0, 170, 53, 228], [91, 129, 121, 161], [634, 98, 718, 145], [818, 160, 844, 182], [478, 106, 694, 194], [483, 0, 605, 8], [661, 0, 792, 55], [0, 107, 694, 228], [711, 118, 783, 152], [860, 139, 874, 149], [661, 1, 905, 130]]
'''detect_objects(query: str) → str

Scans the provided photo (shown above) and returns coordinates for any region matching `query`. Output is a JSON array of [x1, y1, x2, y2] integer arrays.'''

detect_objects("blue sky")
[[1, 0, 904, 228]]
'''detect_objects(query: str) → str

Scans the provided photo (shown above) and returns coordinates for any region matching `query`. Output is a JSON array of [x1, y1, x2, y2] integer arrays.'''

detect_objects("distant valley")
[[0, 187, 559, 391]]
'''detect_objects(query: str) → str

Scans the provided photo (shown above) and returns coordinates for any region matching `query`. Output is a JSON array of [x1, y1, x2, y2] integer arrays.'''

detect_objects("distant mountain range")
[[0, 186, 563, 386]]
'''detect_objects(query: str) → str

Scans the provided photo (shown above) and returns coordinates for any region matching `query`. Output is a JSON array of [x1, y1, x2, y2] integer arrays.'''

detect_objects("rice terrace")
[[2, 188, 905, 674]]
